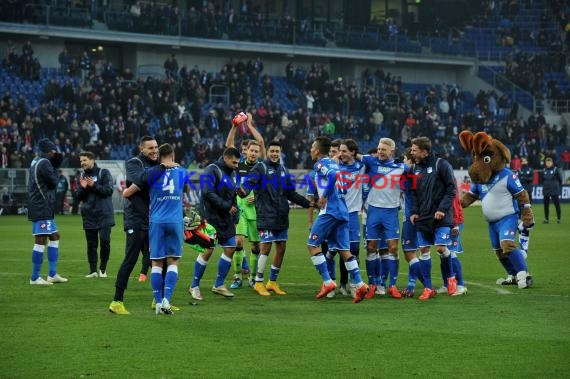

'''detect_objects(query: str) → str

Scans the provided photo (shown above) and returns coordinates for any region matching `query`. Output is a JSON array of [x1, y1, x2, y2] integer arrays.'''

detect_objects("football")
[[232, 112, 249, 135]]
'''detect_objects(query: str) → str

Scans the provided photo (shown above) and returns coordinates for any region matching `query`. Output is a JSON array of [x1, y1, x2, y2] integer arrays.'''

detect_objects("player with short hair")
[[225, 112, 266, 288], [358, 137, 406, 299], [28, 138, 68, 285], [238, 141, 313, 296], [307, 136, 369, 302], [137, 143, 185, 314]]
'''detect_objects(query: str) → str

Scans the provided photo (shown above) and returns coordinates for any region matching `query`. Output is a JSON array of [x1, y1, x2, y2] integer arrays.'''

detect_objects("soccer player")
[[138, 143, 185, 315], [28, 138, 68, 285], [109, 136, 157, 315], [201, 147, 241, 297], [307, 136, 369, 303], [436, 178, 467, 296], [409, 137, 457, 300], [238, 141, 313, 296], [225, 112, 265, 288], [399, 149, 425, 298], [358, 138, 406, 299], [336, 139, 364, 294]]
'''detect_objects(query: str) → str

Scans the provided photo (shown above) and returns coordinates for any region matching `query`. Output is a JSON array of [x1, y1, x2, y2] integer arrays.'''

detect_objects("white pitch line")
[[465, 280, 512, 295]]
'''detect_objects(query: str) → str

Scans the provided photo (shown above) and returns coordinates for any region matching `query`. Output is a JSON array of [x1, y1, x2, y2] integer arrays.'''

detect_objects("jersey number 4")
[[162, 172, 175, 194]]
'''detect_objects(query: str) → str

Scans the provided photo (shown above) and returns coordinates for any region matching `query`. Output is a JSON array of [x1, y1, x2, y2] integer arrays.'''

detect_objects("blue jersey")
[[149, 166, 185, 223], [360, 156, 407, 208], [339, 159, 365, 213], [306, 169, 318, 197], [469, 168, 524, 222], [313, 157, 348, 221], [402, 173, 414, 221]]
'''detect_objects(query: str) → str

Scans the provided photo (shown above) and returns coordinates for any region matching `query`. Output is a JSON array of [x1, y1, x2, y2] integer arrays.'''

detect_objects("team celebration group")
[[26, 112, 534, 315]]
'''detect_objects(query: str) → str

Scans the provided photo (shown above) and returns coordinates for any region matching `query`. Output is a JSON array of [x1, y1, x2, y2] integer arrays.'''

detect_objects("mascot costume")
[[459, 131, 533, 289]]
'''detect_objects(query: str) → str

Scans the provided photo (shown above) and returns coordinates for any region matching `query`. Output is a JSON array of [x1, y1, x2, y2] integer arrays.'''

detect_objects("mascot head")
[[459, 131, 511, 184]]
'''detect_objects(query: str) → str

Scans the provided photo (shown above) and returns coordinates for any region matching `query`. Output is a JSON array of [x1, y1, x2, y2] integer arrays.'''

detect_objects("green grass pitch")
[[1, 206, 569, 378]]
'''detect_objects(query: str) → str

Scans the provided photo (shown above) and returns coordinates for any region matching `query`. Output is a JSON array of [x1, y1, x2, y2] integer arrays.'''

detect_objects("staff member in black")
[[541, 157, 563, 224], [76, 151, 115, 278], [109, 136, 158, 315]]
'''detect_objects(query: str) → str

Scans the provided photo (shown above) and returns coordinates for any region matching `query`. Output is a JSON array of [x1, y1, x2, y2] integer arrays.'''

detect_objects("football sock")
[[387, 254, 398, 286], [150, 266, 163, 304], [499, 256, 517, 276], [409, 257, 425, 286], [365, 253, 378, 285], [249, 249, 260, 279], [379, 254, 389, 287], [345, 256, 363, 285], [451, 252, 464, 286], [311, 253, 332, 282], [325, 251, 336, 280], [269, 265, 280, 281], [407, 264, 416, 291], [232, 247, 244, 275], [241, 254, 250, 274], [256, 254, 268, 281], [47, 240, 59, 277], [192, 255, 207, 288], [31, 244, 44, 280], [508, 248, 528, 273], [419, 252, 432, 289], [163, 265, 178, 301], [214, 253, 232, 288]]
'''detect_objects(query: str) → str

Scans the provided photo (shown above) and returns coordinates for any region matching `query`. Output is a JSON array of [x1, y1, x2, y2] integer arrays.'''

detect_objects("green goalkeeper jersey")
[[237, 158, 258, 221]]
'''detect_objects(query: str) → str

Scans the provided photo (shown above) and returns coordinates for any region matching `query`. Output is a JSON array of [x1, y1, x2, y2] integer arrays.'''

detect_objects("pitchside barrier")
[[0, 167, 568, 215]]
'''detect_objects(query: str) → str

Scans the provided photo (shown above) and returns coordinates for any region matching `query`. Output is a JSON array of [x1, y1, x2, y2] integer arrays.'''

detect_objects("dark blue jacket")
[[28, 155, 58, 221], [123, 154, 157, 230], [76, 164, 115, 229], [410, 154, 456, 228], [541, 166, 563, 196], [242, 158, 310, 231], [201, 157, 238, 240]]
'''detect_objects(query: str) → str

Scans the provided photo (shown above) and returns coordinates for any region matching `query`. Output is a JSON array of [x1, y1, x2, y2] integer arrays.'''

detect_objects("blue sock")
[[508, 248, 528, 272], [311, 253, 332, 282], [345, 256, 363, 284], [387, 256, 398, 287], [407, 264, 416, 291], [192, 256, 207, 288], [269, 265, 280, 281], [241, 254, 250, 273], [163, 265, 178, 301], [410, 259, 425, 286], [150, 267, 163, 304], [419, 255, 432, 289], [31, 244, 44, 280], [365, 253, 377, 285], [379, 255, 389, 287], [326, 251, 336, 280], [47, 241, 59, 277], [214, 254, 232, 288], [499, 256, 516, 276], [451, 253, 464, 285]]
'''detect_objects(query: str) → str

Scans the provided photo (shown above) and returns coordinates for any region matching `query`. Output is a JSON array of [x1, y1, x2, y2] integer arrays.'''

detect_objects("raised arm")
[[247, 112, 266, 159]]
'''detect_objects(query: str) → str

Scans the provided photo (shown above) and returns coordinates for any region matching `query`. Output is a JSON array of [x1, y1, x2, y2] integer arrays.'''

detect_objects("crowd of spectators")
[[0, 40, 567, 177]]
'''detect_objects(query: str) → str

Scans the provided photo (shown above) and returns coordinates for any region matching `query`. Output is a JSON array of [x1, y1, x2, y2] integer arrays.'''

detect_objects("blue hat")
[[38, 138, 56, 153]]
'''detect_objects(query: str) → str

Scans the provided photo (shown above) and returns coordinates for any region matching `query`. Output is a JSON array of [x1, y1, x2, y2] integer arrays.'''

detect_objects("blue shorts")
[[366, 206, 400, 241], [259, 229, 288, 243], [417, 226, 451, 248], [218, 235, 237, 248], [308, 214, 349, 251], [32, 219, 58, 235], [149, 222, 183, 260], [376, 236, 388, 250], [488, 214, 518, 250], [401, 220, 418, 251], [348, 211, 361, 243], [450, 223, 464, 253]]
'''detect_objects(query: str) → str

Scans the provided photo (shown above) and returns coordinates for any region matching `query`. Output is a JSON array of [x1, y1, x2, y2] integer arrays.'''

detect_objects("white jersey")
[[361, 156, 406, 209], [339, 160, 365, 213]]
